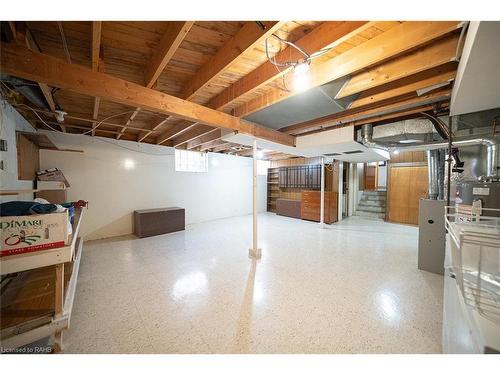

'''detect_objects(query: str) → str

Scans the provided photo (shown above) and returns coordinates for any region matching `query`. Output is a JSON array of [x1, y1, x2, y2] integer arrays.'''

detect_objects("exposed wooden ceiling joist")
[[349, 63, 457, 110], [156, 122, 199, 145], [206, 21, 370, 112], [91, 21, 102, 136], [180, 21, 283, 101], [145, 22, 195, 89], [137, 117, 171, 143], [172, 125, 214, 148], [17, 24, 63, 131], [298, 102, 450, 137], [0, 43, 296, 147], [117, 21, 194, 140], [199, 139, 227, 152], [156, 21, 283, 145], [283, 88, 452, 135], [337, 33, 460, 99], [233, 21, 463, 118], [186, 129, 227, 150]]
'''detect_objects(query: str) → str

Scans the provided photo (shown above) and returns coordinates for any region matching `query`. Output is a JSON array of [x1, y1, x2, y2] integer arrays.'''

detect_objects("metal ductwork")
[[391, 136, 499, 179], [0, 74, 50, 110], [361, 124, 389, 151], [427, 150, 439, 199], [425, 149, 445, 200]]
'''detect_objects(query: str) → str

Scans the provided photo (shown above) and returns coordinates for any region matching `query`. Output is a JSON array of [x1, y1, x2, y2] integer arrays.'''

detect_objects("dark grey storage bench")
[[134, 207, 185, 238]]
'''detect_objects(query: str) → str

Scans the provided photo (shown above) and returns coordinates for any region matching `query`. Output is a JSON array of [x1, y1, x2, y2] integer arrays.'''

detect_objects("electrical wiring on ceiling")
[[264, 33, 338, 70]]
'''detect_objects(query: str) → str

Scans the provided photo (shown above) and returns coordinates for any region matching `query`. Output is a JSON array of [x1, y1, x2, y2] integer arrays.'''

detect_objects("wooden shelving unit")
[[0, 208, 85, 352], [267, 167, 279, 212]]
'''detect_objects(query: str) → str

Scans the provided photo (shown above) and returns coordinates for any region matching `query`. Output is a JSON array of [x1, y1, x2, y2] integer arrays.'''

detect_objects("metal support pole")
[[320, 156, 325, 227], [447, 121, 453, 207], [249, 139, 261, 259]]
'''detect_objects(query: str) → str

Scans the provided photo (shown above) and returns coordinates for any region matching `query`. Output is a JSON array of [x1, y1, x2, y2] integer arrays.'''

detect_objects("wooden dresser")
[[301, 190, 338, 224]]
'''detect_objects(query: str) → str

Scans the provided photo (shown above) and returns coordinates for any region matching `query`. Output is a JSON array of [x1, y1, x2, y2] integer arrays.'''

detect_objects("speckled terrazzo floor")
[[63, 214, 444, 353]]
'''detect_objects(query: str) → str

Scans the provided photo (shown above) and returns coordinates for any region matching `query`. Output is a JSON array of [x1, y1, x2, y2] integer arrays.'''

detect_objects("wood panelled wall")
[[387, 150, 428, 225], [268, 157, 337, 212]]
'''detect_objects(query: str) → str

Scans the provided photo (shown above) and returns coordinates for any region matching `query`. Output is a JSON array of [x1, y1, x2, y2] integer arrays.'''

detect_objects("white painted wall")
[[0, 100, 37, 202], [38, 131, 267, 240]]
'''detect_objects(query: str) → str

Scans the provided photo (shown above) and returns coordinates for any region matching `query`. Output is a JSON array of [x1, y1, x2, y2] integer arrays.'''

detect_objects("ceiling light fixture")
[[398, 139, 422, 144], [293, 61, 312, 93]]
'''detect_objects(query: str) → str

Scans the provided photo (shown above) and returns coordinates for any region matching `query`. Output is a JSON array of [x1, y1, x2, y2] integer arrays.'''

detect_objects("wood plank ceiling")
[[0, 21, 465, 159]]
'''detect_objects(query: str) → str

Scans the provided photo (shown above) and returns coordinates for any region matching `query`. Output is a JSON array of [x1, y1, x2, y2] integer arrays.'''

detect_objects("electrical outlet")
[[0, 139, 7, 152]]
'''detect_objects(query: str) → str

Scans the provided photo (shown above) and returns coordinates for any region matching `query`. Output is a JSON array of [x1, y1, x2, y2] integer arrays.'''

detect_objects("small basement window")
[[175, 149, 208, 173]]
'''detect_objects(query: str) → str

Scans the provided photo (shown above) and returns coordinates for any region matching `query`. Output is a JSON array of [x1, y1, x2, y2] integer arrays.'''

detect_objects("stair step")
[[358, 200, 385, 207], [355, 210, 386, 219], [363, 190, 386, 196], [357, 205, 386, 213], [362, 195, 386, 201]]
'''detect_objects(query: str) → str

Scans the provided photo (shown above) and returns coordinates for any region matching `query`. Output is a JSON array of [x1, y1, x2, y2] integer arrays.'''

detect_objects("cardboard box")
[[1, 211, 69, 257], [36, 168, 70, 188], [35, 190, 68, 205], [37, 180, 67, 190]]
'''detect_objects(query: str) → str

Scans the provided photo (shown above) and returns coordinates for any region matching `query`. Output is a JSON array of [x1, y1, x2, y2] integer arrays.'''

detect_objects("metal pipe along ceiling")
[[360, 124, 499, 178]]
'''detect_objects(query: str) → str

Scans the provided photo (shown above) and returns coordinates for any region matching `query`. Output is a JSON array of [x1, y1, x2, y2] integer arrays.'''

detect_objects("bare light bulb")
[[293, 62, 311, 92]]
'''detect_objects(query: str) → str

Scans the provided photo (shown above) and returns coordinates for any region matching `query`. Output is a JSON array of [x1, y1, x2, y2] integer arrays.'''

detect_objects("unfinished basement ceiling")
[[244, 76, 354, 130]]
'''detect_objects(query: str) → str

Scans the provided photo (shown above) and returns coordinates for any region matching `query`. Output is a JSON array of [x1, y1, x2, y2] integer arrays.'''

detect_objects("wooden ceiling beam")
[[207, 21, 370, 112], [157, 21, 282, 142], [199, 139, 227, 152], [210, 142, 235, 153], [337, 34, 460, 99], [349, 63, 457, 110], [21, 26, 63, 131], [186, 129, 227, 150], [299, 103, 450, 137], [156, 122, 199, 145], [233, 21, 463, 118], [137, 116, 171, 143], [56, 22, 72, 64], [181, 21, 283, 101], [284, 88, 451, 135], [91, 21, 103, 136], [145, 21, 194, 89], [35, 119, 124, 136], [117, 22, 194, 140], [172, 125, 214, 148], [15, 106, 155, 133], [0, 43, 295, 146]]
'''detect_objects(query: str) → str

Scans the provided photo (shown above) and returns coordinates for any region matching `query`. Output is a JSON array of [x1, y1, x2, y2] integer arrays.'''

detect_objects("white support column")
[[249, 139, 261, 259], [319, 156, 325, 227]]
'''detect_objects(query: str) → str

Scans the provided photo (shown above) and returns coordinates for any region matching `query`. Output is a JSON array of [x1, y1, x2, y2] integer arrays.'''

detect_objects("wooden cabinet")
[[301, 190, 338, 224], [279, 165, 321, 189]]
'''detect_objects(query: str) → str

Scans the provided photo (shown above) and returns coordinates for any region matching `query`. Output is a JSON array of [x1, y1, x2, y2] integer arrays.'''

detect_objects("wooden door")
[[408, 166, 428, 224], [388, 166, 428, 225], [364, 165, 376, 190]]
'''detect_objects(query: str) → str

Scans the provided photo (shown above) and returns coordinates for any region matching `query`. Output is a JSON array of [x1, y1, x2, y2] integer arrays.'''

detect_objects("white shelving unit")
[[443, 206, 500, 353], [0, 208, 85, 352]]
